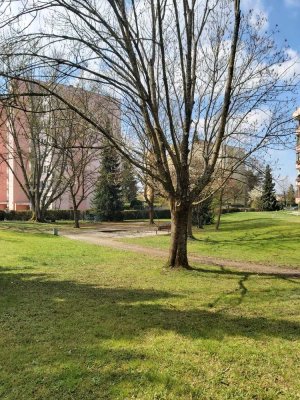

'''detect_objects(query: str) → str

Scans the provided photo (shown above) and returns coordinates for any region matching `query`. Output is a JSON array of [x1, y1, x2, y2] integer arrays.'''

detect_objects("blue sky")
[[253, 0, 300, 187]]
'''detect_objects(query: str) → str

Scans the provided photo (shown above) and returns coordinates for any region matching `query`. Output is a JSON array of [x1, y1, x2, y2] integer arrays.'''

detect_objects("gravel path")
[[63, 232, 300, 278]]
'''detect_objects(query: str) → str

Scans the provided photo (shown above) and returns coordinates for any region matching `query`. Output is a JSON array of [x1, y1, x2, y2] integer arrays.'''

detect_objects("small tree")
[[286, 184, 296, 207], [93, 143, 124, 221], [261, 165, 278, 211], [249, 187, 263, 210]]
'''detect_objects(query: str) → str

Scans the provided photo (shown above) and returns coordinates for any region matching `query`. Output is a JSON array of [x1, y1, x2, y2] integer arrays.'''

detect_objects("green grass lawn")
[[0, 220, 102, 233], [121, 212, 300, 267], [0, 226, 300, 399]]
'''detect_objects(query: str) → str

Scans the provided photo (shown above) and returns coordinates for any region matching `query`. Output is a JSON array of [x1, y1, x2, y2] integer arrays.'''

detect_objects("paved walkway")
[[63, 232, 300, 278]]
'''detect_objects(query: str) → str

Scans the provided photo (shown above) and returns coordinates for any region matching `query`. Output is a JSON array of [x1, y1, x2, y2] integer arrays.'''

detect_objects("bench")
[[156, 223, 171, 234]]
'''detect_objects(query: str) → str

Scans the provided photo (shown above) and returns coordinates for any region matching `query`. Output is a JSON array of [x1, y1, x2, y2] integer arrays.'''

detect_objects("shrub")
[[129, 199, 145, 210], [0, 209, 84, 222], [122, 208, 171, 220], [0, 208, 172, 222], [3, 211, 32, 221], [0, 210, 5, 221], [45, 209, 78, 221]]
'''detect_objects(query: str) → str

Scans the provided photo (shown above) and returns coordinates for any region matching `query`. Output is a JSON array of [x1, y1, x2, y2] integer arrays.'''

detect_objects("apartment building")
[[0, 81, 120, 211]]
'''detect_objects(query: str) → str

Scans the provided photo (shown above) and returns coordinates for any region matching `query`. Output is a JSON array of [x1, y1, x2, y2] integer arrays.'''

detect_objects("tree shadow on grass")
[[1, 266, 299, 342], [187, 265, 300, 279], [1, 266, 300, 398]]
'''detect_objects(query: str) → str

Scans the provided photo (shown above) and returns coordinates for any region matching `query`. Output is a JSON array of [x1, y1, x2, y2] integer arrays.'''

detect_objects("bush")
[[0, 209, 85, 222], [122, 208, 171, 220], [220, 207, 258, 214], [0, 210, 5, 221], [192, 199, 214, 228], [129, 199, 145, 210], [2, 211, 32, 221], [0, 208, 172, 222], [45, 209, 79, 221]]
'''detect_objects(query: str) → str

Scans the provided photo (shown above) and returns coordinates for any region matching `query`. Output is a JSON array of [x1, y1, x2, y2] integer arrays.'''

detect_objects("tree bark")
[[73, 208, 80, 228], [187, 206, 195, 240], [148, 203, 155, 225], [70, 193, 81, 228], [215, 189, 224, 230], [168, 199, 190, 268], [30, 206, 45, 222], [144, 184, 155, 225]]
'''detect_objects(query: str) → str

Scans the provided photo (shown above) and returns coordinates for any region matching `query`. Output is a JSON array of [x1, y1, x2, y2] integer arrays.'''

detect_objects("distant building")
[[0, 82, 120, 211], [293, 108, 300, 205]]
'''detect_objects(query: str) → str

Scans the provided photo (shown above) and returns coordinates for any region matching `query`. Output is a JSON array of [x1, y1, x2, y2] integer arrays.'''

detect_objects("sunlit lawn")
[[0, 225, 300, 399], [121, 212, 300, 267]]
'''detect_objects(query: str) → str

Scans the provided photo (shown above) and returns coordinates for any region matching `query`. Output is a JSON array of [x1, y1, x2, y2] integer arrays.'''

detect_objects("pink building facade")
[[0, 118, 98, 211], [0, 120, 31, 211], [0, 83, 120, 212]]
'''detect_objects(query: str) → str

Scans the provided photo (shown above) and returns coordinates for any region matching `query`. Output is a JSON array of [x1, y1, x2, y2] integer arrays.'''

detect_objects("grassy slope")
[[0, 228, 300, 399], [121, 212, 300, 267]]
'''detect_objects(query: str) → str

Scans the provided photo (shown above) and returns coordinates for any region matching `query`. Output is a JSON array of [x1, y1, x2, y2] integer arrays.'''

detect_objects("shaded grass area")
[[0, 220, 140, 234], [0, 229, 300, 399], [0, 220, 82, 233], [121, 212, 300, 267], [0, 219, 152, 234]]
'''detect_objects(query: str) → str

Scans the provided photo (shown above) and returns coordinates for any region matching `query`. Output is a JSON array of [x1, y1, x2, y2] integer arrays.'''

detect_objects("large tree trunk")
[[30, 207, 45, 222], [187, 206, 195, 240], [168, 199, 190, 268], [30, 196, 46, 222]]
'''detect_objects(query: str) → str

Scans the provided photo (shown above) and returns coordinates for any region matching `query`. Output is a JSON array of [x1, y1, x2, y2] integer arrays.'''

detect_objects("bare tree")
[[59, 93, 102, 228], [0, 0, 298, 267], [64, 131, 100, 229], [0, 80, 72, 221]]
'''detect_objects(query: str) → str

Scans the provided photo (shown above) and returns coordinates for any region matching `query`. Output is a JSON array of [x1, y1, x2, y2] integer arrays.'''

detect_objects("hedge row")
[[0, 208, 172, 221], [122, 209, 171, 220], [0, 209, 83, 221], [220, 207, 259, 214], [0, 206, 258, 222], [0, 210, 32, 221]]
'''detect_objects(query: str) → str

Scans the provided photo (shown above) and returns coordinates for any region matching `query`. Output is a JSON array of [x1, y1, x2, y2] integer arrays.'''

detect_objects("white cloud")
[[273, 48, 300, 79], [242, 0, 269, 29]]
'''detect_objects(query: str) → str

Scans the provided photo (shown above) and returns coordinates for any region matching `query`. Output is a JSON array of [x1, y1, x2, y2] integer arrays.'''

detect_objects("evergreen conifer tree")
[[261, 165, 278, 211], [121, 159, 138, 205], [93, 143, 124, 221]]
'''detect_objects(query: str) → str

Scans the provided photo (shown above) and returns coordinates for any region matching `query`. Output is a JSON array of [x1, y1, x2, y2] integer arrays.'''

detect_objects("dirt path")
[[63, 232, 300, 277]]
